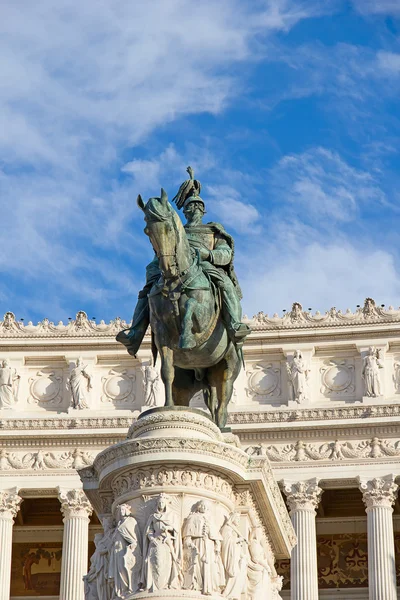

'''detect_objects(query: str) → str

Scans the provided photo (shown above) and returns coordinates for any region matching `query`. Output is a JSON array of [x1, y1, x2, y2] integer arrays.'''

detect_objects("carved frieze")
[[0, 448, 95, 470], [246, 437, 400, 462], [111, 466, 235, 501]]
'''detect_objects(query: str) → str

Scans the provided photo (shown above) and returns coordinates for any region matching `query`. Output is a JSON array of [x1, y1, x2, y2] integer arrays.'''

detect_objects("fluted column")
[[58, 488, 93, 600], [0, 489, 22, 599], [358, 475, 398, 600], [282, 478, 322, 600]]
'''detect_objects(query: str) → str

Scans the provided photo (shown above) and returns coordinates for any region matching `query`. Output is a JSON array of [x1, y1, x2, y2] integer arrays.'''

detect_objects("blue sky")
[[2, 0, 400, 322]]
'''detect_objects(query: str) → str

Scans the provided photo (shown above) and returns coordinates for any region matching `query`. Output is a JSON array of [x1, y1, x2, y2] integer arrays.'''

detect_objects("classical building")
[[1, 298, 400, 599]]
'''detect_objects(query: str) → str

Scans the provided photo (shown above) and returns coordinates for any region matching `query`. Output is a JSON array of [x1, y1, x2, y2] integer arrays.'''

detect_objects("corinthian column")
[[358, 475, 398, 600], [58, 488, 93, 600], [0, 489, 22, 599], [282, 478, 322, 600]]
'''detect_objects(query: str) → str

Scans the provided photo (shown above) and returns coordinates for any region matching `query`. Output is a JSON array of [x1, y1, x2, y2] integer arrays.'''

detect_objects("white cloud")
[[206, 185, 260, 234], [270, 147, 386, 223], [376, 51, 400, 74], [352, 0, 400, 15], [240, 239, 400, 316]]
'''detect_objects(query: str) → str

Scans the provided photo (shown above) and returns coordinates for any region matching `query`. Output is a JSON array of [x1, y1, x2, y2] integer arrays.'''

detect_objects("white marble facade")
[[1, 299, 400, 599]]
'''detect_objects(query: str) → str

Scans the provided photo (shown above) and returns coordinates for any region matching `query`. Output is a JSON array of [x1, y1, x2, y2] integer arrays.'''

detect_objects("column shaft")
[[60, 515, 90, 600], [367, 506, 397, 600], [358, 475, 398, 600], [58, 488, 93, 600], [0, 515, 14, 598], [290, 509, 319, 600], [282, 478, 322, 600], [0, 490, 22, 600]]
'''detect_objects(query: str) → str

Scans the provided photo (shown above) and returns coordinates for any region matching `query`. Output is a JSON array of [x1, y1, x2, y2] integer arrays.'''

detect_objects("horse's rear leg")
[[207, 345, 241, 428], [172, 367, 196, 407], [160, 346, 174, 407], [203, 383, 218, 422]]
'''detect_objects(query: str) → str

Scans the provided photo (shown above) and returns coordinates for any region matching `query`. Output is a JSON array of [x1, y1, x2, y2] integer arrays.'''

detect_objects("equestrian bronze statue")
[[117, 168, 250, 428]]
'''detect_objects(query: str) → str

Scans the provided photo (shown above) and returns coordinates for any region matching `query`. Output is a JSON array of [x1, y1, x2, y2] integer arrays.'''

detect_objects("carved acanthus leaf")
[[0, 490, 22, 517], [358, 476, 398, 509]]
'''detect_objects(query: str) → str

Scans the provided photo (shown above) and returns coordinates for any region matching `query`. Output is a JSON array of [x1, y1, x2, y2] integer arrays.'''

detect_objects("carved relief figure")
[[182, 500, 224, 594], [286, 351, 310, 403], [68, 357, 92, 409], [141, 494, 182, 592], [247, 527, 272, 600], [221, 512, 248, 599], [0, 359, 20, 408], [108, 504, 142, 598], [84, 517, 114, 600], [143, 365, 160, 407], [362, 347, 383, 397]]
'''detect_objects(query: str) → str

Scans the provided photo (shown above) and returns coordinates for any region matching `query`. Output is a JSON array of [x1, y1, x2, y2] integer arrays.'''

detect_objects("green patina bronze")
[[117, 168, 250, 428]]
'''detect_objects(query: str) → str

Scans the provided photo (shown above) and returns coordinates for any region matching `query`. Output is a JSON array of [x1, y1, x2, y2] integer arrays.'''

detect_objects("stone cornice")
[[228, 404, 400, 427], [0, 310, 128, 339], [0, 416, 132, 431], [245, 298, 400, 332], [0, 298, 399, 339]]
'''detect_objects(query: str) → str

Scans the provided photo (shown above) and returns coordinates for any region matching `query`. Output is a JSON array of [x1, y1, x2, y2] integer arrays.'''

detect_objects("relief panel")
[[27, 369, 64, 407], [246, 362, 282, 403], [320, 358, 355, 399], [101, 368, 136, 405]]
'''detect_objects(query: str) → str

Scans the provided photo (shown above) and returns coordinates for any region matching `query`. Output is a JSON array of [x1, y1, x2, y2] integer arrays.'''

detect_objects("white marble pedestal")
[[80, 407, 295, 600]]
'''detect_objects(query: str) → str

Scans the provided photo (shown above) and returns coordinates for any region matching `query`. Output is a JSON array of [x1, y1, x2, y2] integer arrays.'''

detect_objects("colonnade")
[[282, 474, 399, 600], [0, 487, 92, 600], [1, 477, 399, 600]]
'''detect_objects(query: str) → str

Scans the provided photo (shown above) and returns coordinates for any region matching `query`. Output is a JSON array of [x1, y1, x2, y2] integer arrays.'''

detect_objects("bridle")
[[148, 208, 193, 284]]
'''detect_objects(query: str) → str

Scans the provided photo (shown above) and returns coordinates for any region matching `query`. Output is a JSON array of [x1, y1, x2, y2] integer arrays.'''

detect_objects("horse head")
[[137, 188, 190, 278]]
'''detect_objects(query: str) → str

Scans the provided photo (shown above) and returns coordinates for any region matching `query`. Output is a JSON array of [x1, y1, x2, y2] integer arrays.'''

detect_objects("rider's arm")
[[209, 236, 232, 266]]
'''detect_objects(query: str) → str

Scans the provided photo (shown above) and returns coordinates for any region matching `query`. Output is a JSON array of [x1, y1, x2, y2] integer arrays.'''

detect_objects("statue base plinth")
[[127, 590, 223, 600], [80, 407, 294, 600]]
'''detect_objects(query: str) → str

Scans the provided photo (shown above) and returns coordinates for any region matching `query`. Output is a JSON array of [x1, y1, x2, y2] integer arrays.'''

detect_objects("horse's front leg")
[[159, 346, 175, 407]]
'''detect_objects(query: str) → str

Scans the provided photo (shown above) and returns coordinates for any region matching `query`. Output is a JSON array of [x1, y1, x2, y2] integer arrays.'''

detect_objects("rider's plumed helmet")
[[183, 195, 205, 212]]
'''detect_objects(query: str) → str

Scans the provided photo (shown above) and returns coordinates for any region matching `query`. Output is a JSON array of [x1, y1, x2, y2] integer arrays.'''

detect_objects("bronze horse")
[[136, 189, 241, 428]]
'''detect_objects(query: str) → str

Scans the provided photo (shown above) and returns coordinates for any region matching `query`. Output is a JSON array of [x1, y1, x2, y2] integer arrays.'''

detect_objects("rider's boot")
[[116, 295, 150, 357], [220, 286, 251, 349]]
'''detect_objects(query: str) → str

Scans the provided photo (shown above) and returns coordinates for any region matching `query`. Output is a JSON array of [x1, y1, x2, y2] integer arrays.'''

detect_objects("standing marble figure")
[[68, 357, 92, 409], [84, 519, 113, 600], [286, 350, 310, 403], [221, 512, 248, 599], [182, 500, 224, 594], [0, 359, 19, 408], [362, 346, 383, 397], [108, 504, 142, 598], [141, 494, 182, 592], [247, 527, 272, 600], [143, 365, 160, 407]]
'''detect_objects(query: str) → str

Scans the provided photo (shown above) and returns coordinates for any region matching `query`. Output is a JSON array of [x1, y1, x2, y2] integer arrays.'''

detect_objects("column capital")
[[282, 478, 323, 513], [57, 487, 93, 520], [358, 475, 398, 509], [0, 489, 22, 518]]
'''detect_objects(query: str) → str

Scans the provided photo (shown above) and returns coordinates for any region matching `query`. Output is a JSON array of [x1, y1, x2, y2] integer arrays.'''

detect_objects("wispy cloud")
[[270, 147, 386, 223], [352, 0, 400, 15]]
